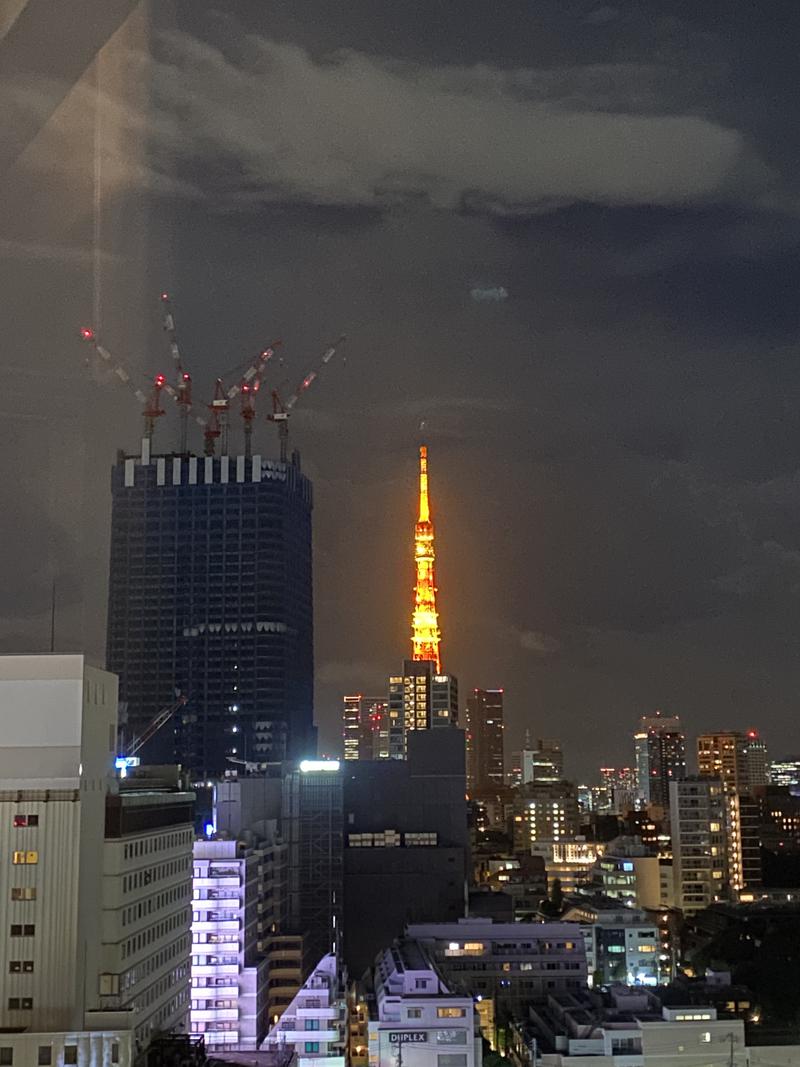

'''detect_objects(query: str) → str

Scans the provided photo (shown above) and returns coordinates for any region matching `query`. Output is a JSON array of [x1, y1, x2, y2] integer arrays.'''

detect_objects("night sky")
[[2, 1, 800, 776]]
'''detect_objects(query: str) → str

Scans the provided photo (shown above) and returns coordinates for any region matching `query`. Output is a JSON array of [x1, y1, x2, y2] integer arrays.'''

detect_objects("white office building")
[[0, 655, 193, 1066], [368, 942, 481, 1067]]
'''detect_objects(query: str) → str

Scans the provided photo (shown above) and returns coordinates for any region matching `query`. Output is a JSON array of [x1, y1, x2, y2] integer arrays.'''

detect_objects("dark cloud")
[[3, 0, 800, 776]]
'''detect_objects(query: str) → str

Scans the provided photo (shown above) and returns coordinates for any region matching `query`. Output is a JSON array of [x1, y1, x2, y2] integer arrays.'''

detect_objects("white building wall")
[[0, 656, 117, 1033]]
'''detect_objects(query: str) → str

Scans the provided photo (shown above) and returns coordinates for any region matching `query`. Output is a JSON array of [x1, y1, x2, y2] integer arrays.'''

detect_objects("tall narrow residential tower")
[[412, 445, 441, 671]]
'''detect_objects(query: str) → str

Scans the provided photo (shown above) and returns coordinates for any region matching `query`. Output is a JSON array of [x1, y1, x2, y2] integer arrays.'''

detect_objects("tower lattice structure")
[[411, 444, 442, 671]]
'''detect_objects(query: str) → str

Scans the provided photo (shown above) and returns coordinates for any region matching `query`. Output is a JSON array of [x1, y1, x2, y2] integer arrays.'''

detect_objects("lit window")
[[437, 1008, 466, 1018], [12, 852, 37, 865]]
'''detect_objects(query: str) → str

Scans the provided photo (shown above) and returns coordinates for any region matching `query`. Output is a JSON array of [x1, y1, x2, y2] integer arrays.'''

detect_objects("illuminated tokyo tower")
[[412, 444, 442, 671]]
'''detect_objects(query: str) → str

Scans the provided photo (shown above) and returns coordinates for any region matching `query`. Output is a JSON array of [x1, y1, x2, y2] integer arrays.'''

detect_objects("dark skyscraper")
[[634, 711, 686, 810], [107, 451, 315, 775], [464, 688, 504, 796]]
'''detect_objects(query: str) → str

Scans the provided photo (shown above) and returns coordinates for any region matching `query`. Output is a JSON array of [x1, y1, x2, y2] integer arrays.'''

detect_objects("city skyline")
[[3, 3, 800, 778]]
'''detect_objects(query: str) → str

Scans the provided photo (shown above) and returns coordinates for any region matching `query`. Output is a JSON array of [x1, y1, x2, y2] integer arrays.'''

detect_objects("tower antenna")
[[411, 444, 441, 671]]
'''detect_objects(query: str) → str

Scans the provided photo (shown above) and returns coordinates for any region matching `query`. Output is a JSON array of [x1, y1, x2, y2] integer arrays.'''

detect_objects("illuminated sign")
[[388, 1033, 427, 1044], [115, 756, 140, 778], [299, 759, 341, 773]]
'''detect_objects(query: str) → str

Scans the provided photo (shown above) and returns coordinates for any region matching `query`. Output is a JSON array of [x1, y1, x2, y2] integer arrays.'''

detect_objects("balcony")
[[276, 1029, 340, 1043], [192, 1008, 239, 1022], [297, 1007, 338, 1019], [192, 984, 238, 998], [193, 963, 240, 977]]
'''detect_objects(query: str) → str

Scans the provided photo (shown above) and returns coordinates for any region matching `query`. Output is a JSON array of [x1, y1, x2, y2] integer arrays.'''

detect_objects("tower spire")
[[412, 444, 441, 671]]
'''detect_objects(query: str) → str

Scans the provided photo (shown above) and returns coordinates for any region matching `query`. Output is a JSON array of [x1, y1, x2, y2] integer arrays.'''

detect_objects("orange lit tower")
[[412, 444, 442, 671]]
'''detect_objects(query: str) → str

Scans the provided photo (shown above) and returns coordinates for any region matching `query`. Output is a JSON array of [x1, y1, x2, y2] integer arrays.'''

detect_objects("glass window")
[[437, 1008, 466, 1018], [111, 1045, 119, 1064], [0, 1050, 12, 1066], [64, 1048, 78, 1066], [304, 1043, 320, 1054], [10, 888, 36, 901], [38, 1049, 52, 1066]]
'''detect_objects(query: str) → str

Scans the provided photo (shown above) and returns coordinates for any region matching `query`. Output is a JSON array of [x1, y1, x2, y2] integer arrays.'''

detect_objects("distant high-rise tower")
[[107, 450, 316, 776], [342, 694, 389, 761], [412, 445, 441, 671], [464, 688, 505, 796], [634, 711, 686, 809]]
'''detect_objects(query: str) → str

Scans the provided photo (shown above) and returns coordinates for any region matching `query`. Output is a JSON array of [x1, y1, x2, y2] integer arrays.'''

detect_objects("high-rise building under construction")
[[107, 449, 315, 776]]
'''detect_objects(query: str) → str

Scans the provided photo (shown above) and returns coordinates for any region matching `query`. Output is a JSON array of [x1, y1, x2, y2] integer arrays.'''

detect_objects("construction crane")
[[160, 292, 194, 454], [268, 336, 344, 463], [123, 694, 188, 759], [225, 342, 280, 459], [79, 327, 167, 441]]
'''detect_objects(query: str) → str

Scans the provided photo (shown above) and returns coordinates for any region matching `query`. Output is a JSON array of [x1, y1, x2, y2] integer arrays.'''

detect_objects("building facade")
[[190, 839, 268, 1050], [407, 919, 587, 1029], [263, 953, 346, 1067], [669, 778, 727, 915], [387, 660, 458, 760], [107, 451, 315, 776], [464, 689, 504, 797], [369, 942, 482, 1067], [634, 712, 686, 809], [0, 655, 193, 1064], [283, 761, 343, 976], [511, 782, 580, 853], [343, 695, 390, 761], [343, 729, 469, 976], [697, 732, 763, 893], [561, 897, 660, 986]]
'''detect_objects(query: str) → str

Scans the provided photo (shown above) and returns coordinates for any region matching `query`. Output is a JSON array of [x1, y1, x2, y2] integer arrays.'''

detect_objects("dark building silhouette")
[[107, 451, 315, 775], [342, 729, 469, 975], [464, 687, 504, 796]]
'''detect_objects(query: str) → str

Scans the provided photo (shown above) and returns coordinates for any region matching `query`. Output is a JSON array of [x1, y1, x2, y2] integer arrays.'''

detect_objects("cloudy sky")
[[2, 0, 800, 775]]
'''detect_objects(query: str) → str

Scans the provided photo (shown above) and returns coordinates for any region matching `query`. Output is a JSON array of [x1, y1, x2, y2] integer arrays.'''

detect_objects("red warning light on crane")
[[80, 327, 95, 341]]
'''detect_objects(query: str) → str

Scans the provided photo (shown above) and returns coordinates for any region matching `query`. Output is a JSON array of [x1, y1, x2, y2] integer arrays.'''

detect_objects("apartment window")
[[305, 1019, 320, 1031], [0, 1050, 12, 1066], [64, 1048, 78, 1066], [407, 1008, 423, 1019], [304, 1043, 320, 1054], [9, 962, 33, 973], [7, 998, 33, 1010], [438, 1056, 467, 1067], [12, 852, 37, 865], [415, 979, 428, 990], [37, 1049, 52, 1066], [437, 1008, 466, 1018], [13, 815, 38, 827], [10, 888, 36, 901], [111, 1044, 119, 1064], [10, 925, 35, 937]]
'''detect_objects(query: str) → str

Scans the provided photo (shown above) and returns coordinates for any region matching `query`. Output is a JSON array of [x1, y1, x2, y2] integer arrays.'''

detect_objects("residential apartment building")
[[263, 953, 346, 1067], [387, 660, 459, 759], [343, 695, 390, 761], [697, 733, 763, 893], [561, 896, 660, 986], [669, 778, 727, 915], [407, 919, 587, 1025], [190, 839, 268, 1051], [511, 781, 579, 853], [0, 655, 194, 1066]]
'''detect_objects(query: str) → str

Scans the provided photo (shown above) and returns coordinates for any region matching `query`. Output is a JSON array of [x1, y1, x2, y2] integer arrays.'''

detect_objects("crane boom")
[[125, 695, 188, 759], [268, 335, 345, 462], [79, 327, 166, 440]]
